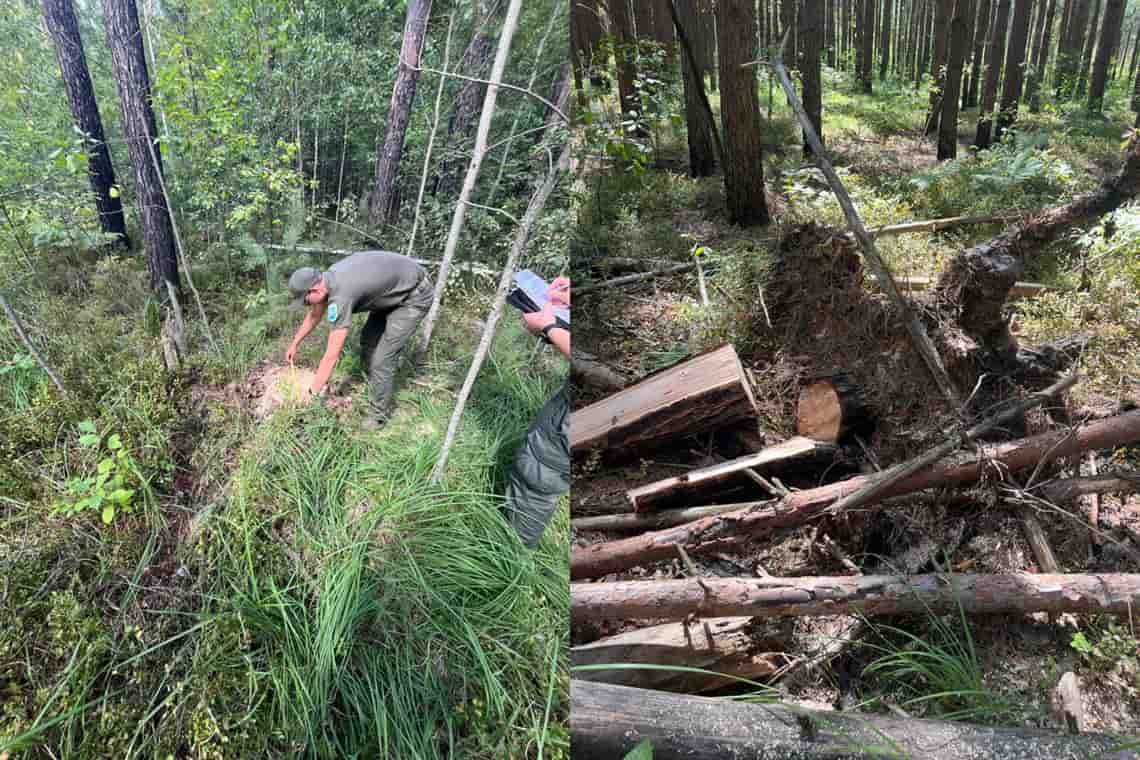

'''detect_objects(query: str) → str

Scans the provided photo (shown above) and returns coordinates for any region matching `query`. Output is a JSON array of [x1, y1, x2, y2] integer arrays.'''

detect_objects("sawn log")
[[570, 410, 1140, 579], [627, 436, 837, 512], [571, 681, 1140, 759], [570, 344, 759, 455]]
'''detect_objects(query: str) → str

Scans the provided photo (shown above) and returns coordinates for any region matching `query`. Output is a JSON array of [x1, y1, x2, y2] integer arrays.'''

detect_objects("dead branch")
[[0, 294, 67, 396]]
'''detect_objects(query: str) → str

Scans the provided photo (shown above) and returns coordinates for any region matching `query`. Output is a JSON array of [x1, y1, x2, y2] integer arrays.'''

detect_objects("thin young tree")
[[44, 0, 129, 249], [417, 0, 524, 355], [1076, 0, 1102, 97], [1027, 0, 1058, 111], [801, 0, 824, 155], [368, 0, 432, 228], [975, 0, 1011, 147], [717, 0, 769, 225], [939, 0, 972, 159], [965, 0, 992, 107], [994, 0, 1033, 140], [926, 0, 952, 136], [1088, 0, 1126, 111], [102, 0, 178, 293]]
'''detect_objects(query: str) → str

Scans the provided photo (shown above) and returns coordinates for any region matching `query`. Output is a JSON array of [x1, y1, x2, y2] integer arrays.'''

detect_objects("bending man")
[[286, 250, 434, 430]]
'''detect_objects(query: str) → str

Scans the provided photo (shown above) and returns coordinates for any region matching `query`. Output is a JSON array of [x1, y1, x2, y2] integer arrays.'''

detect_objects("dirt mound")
[[247, 364, 319, 417]]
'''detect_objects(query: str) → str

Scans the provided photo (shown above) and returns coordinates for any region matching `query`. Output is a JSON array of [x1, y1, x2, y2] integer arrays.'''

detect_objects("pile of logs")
[[571, 344, 1140, 756]]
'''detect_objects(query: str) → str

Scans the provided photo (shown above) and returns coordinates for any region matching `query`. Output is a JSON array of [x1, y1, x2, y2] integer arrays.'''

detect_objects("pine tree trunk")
[[368, 0, 431, 228], [697, 0, 718, 90], [1058, 0, 1091, 98], [994, 0, 1033, 140], [609, 0, 646, 137], [782, 0, 798, 66], [975, 0, 1011, 148], [926, 0, 952, 135], [45, 0, 130, 249], [432, 0, 500, 197], [802, 0, 824, 155], [1133, 52, 1140, 115], [857, 0, 875, 91], [1076, 0, 1101, 97], [102, 0, 178, 293], [717, 0, 769, 226], [965, 0, 992, 106], [675, 0, 716, 176], [879, 0, 893, 78], [1088, 0, 1125, 111], [939, 0, 972, 159], [1028, 0, 1058, 111], [917, 0, 934, 86], [650, 0, 675, 56]]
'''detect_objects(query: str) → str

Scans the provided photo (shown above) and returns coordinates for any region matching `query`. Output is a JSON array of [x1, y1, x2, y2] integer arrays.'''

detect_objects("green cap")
[[288, 267, 321, 309]]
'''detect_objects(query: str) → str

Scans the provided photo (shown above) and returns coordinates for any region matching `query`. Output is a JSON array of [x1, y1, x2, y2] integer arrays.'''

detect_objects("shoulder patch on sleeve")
[[328, 304, 339, 323]]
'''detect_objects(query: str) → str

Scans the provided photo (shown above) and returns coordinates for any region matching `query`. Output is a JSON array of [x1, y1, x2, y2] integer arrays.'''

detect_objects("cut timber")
[[571, 681, 1138, 759], [627, 436, 836, 512], [796, 375, 871, 442], [570, 345, 759, 455], [570, 410, 1140, 579], [571, 617, 783, 693], [571, 573, 1140, 622]]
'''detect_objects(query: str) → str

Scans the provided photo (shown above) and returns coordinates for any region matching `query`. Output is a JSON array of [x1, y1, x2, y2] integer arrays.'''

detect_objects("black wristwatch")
[[540, 322, 560, 343]]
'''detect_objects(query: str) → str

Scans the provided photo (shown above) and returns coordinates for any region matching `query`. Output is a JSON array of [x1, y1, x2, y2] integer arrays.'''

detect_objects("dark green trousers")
[[504, 386, 570, 549], [359, 277, 434, 422]]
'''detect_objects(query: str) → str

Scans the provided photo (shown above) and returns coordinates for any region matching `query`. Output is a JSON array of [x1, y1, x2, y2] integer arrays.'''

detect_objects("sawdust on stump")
[[250, 365, 319, 418]]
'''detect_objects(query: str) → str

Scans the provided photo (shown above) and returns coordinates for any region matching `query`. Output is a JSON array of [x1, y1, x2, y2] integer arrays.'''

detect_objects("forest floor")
[[1, 247, 569, 758], [571, 69, 1140, 739]]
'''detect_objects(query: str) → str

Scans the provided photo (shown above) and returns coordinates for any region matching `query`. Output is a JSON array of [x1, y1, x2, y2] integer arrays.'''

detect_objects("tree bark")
[[650, 0, 675, 54], [571, 617, 783, 692], [939, 0, 972, 158], [716, 0, 769, 226], [607, 0, 646, 138], [937, 131, 1140, 353], [800, 0, 824, 155], [368, 0, 431, 228], [879, 0, 894, 78], [974, 0, 1011, 147], [570, 410, 1140, 579], [627, 437, 838, 512], [570, 344, 759, 454], [102, 0, 178, 294], [1076, 0, 1101, 98], [1088, 0, 1126, 112], [416, 0, 522, 355], [572, 572, 1140, 621], [1028, 0, 1059, 111], [571, 681, 1135, 759], [431, 0, 500, 197], [926, 0, 952, 136], [859, 0, 876, 91], [673, 0, 717, 176], [572, 350, 626, 393], [573, 502, 753, 531], [1057, 0, 1091, 98], [44, 0, 129, 249], [965, 0, 992, 106]]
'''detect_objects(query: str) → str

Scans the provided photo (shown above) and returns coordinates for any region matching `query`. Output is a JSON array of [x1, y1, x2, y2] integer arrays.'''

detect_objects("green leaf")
[[624, 738, 653, 760], [98, 458, 115, 475], [79, 434, 99, 447], [110, 489, 134, 505], [107, 434, 123, 450], [109, 185, 120, 198], [78, 420, 96, 434], [102, 504, 115, 524]]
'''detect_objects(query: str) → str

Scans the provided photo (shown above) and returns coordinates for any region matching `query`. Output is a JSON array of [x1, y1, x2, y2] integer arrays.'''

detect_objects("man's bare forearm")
[[549, 328, 570, 361]]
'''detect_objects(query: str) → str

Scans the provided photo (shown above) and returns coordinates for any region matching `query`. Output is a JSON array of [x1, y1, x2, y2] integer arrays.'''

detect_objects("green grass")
[[1, 250, 568, 758]]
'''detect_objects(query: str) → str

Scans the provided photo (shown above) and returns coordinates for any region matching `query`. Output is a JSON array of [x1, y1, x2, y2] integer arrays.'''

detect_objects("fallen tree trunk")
[[571, 617, 784, 693], [1037, 472, 1140, 503], [571, 572, 1140, 622], [571, 344, 759, 455], [571, 681, 1138, 759], [571, 350, 626, 392], [871, 275, 1050, 299], [627, 437, 837, 512], [936, 131, 1140, 355], [573, 502, 759, 532], [570, 410, 1140, 579]]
